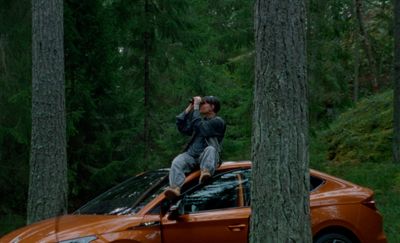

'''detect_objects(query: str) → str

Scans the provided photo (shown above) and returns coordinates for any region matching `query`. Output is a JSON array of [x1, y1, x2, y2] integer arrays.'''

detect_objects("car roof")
[[217, 161, 373, 202], [217, 161, 356, 185]]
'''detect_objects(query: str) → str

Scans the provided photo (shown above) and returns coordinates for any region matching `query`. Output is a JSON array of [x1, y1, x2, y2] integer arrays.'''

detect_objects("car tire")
[[314, 232, 354, 243]]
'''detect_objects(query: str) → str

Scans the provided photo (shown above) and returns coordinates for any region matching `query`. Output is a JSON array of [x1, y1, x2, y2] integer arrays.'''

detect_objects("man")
[[164, 96, 226, 200]]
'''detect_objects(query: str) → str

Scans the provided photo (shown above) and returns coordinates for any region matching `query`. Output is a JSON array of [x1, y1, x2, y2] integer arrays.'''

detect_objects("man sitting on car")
[[164, 96, 226, 200]]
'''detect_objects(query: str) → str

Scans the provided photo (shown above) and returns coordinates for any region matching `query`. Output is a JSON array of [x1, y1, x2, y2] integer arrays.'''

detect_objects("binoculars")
[[189, 97, 203, 104]]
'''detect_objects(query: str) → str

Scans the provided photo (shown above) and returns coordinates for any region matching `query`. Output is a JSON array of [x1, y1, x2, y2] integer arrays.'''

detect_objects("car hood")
[[0, 214, 144, 242]]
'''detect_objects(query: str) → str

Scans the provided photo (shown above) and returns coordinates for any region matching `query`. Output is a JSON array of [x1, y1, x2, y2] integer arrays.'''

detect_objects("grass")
[[311, 160, 400, 242]]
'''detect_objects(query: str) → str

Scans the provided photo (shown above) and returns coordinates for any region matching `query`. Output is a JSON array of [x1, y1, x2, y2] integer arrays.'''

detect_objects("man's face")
[[200, 101, 214, 115]]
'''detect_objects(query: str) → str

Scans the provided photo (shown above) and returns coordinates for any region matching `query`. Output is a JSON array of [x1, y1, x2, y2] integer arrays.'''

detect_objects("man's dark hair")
[[203, 96, 221, 113]]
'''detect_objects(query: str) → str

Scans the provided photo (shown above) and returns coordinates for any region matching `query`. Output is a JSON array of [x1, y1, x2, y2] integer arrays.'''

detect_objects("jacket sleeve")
[[176, 111, 193, 136], [191, 110, 225, 138]]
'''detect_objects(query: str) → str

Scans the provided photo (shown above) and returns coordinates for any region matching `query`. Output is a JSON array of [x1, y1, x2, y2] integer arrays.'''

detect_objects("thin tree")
[[27, 0, 68, 224], [143, 0, 151, 163], [394, 0, 400, 164], [353, 1, 361, 103], [251, 0, 312, 241], [354, 0, 379, 92]]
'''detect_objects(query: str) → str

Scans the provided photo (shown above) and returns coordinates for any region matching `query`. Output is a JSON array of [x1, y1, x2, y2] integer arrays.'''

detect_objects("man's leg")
[[198, 146, 219, 183], [165, 152, 196, 199]]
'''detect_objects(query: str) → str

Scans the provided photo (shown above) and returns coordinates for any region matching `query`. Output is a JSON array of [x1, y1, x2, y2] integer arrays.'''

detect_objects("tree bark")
[[0, 35, 8, 78], [144, 0, 151, 162], [394, 0, 400, 164], [251, 0, 311, 242], [354, 0, 379, 92], [353, 31, 360, 103], [28, 0, 68, 224]]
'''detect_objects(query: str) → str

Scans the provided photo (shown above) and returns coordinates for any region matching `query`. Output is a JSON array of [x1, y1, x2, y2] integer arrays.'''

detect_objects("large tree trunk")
[[251, 0, 312, 242], [28, 0, 68, 224], [354, 0, 379, 92], [394, 0, 400, 164]]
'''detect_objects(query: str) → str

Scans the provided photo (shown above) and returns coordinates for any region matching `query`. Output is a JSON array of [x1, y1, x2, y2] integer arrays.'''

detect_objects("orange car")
[[1, 161, 387, 243]]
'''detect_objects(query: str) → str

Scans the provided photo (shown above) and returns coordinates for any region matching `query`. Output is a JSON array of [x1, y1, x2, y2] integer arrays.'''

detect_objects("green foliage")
[[109, 0, 254, 168], [0, 214, 25, 236], [0, 0, 31, 221], [308, 0, 354, 121], [363, 0, 393, 83], [63, 0, 151, 205], [308, 0, 394, 123], [0, 0, 398, 238], [322, 91, 393, 163], [394, 172, 400, 193], [62, 0, 255, 208]]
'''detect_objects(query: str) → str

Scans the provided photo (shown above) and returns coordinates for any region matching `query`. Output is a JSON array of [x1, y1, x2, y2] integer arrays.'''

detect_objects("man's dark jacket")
[[176, 110, 226, 156]]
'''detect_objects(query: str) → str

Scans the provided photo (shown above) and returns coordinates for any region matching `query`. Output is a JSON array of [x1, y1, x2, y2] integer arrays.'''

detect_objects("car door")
[[161, 169, 251, 243]]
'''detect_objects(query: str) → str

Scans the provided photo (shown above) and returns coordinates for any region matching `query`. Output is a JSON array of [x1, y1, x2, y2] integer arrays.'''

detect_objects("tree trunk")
[[394, 0, 400, 164], [251, 0, 311, 242], [144, 0, 151, 162], [0, 35, 8, 78], [28, 0, 68, 224], [354, 0, 379, 92], [353, 31, 360, 103]]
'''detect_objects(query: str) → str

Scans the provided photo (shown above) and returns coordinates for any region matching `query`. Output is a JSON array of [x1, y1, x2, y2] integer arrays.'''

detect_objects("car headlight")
[[59, 236, 97, 243]]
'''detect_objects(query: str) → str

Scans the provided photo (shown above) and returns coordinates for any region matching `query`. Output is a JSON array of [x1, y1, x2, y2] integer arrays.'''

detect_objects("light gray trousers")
[[169, 146, 219, 188]]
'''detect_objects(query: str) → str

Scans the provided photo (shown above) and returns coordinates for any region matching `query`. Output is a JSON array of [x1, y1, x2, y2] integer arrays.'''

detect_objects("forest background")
[[0, 0, 399, 241]]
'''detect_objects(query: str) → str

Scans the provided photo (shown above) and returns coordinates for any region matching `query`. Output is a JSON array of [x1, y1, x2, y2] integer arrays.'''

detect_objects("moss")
[[322, 91, 393, 164]]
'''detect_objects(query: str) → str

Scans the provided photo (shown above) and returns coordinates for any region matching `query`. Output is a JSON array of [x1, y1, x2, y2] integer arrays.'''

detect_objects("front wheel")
[[314, 233, 354, 243]]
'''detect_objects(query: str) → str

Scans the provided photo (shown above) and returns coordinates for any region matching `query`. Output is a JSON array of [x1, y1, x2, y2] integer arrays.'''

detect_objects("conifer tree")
[[251, 0, 312, 241], [28, 0, 68, 224]]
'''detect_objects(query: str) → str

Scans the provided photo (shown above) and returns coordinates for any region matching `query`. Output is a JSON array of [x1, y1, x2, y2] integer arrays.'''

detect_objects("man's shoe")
[[199, 169, 211, 184], [164, 186, 180, 200]]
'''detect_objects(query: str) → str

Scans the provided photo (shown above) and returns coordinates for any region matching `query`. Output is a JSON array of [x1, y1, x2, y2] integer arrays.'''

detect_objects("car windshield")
[[75, 169, 169, 215]]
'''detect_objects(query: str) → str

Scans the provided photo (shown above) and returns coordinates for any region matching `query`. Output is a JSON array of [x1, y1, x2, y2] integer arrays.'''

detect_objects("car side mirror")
[[167, 199, 184, 220]]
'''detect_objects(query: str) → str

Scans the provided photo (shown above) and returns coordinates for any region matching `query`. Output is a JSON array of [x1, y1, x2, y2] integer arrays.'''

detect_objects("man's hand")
[[193, 96, 202, 109], [184, 96, 201, 113], [185, 103, 193, 114]]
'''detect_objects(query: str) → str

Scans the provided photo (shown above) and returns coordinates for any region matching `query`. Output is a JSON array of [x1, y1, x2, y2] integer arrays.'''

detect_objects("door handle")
[[228, 224, 246, 232]]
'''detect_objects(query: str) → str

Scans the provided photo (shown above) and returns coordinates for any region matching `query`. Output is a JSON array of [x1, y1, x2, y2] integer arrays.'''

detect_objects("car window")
[[241, 169, 251, 206], [242, 169, 325, 206], [310, 175, 324, 191], [181, 170, 247, 214]]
